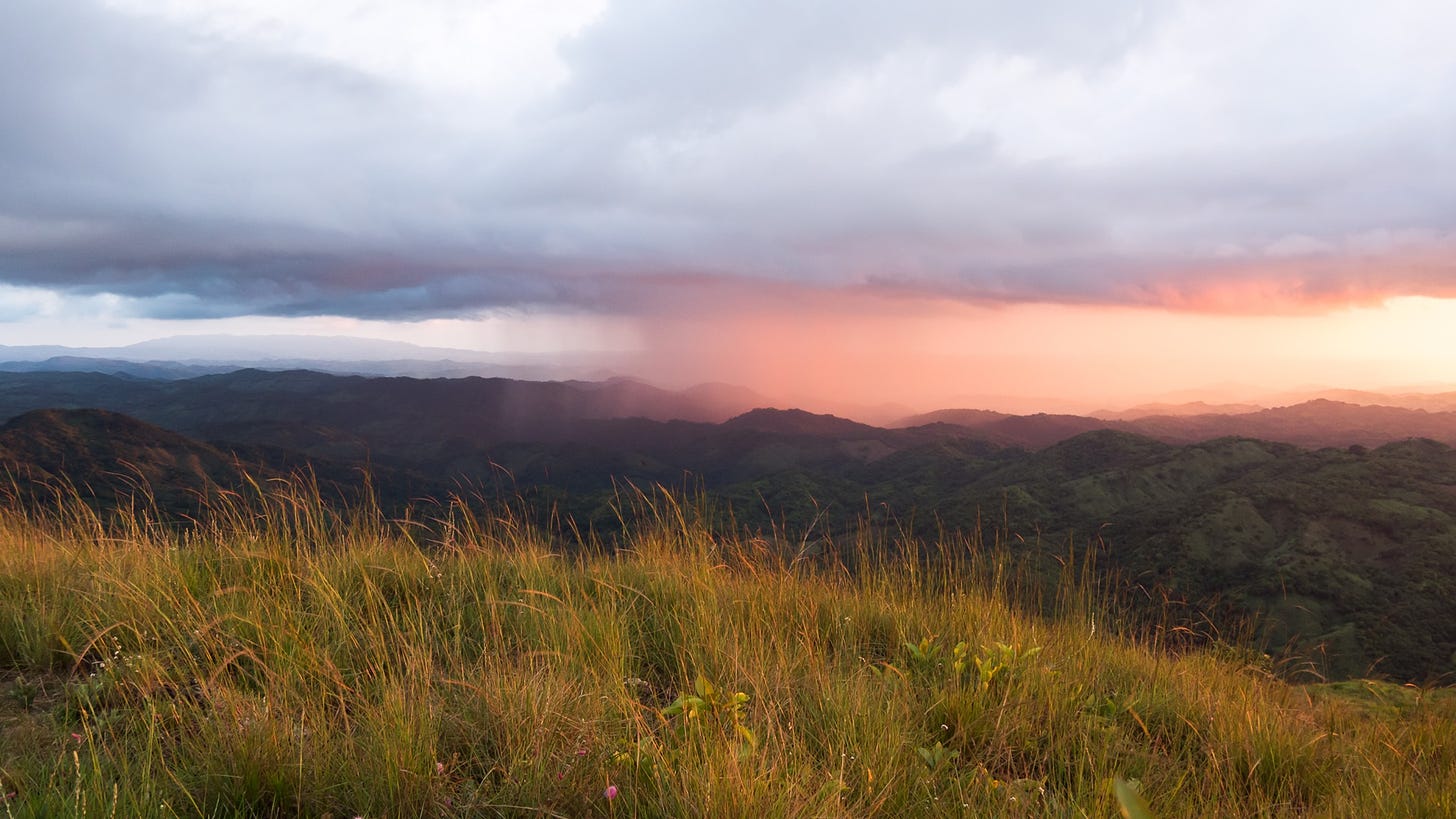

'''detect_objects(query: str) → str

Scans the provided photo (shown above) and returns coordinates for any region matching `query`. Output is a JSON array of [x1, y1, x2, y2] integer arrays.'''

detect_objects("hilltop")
[[0, 409, 249, 510], [0, 488, 1451, 817], [7, 370, 1456, 681]]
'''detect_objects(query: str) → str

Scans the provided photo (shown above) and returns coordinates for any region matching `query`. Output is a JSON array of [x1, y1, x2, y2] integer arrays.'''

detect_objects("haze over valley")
[[8, 362, 1456, 683]]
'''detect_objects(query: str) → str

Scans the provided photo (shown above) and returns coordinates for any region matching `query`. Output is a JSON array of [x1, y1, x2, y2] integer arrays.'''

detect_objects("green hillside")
[[0, 409, 251, 512], [7, 401, 1456, 682]]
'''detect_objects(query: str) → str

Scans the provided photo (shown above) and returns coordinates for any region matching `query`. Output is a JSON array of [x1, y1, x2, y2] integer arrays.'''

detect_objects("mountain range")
[[5, 368, 1456, 682], [0, 335, 633, 382], [9, 368, 1456, 455]]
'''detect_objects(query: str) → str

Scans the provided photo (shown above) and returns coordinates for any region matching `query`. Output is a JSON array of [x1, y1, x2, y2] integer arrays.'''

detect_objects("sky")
[[2, 0, 1455, 412]]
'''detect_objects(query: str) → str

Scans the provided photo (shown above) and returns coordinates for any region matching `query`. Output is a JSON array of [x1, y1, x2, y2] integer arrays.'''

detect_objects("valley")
[[5, 368, 1456, 682]]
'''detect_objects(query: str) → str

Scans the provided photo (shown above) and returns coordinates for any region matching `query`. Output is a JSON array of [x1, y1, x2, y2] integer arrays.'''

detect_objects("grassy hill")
[[8, 403, 1456, 683], [0, 409, 251, 511], [0, 486, 1452, 817]]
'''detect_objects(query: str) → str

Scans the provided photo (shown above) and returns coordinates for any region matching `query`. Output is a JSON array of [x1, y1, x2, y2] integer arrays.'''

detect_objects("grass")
[[0, 480, 1453, 817]]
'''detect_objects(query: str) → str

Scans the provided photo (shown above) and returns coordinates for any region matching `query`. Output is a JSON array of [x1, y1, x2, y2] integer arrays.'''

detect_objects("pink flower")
[[435, 761, 445, 775], [604, 784, 619, 801]]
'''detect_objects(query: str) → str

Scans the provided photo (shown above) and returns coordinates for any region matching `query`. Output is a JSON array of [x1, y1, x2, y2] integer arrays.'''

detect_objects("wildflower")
[[435, 761, 445, 775], [604, 784, 619, 801]]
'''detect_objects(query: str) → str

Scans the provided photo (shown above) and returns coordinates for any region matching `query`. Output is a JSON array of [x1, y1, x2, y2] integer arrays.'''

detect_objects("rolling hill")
[[0, 409, 250, 510], [9, 371, 1456, 680]]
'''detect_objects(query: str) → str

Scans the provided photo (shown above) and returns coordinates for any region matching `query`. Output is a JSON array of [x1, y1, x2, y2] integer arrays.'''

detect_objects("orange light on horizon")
[[627, 291, 1456, 416]]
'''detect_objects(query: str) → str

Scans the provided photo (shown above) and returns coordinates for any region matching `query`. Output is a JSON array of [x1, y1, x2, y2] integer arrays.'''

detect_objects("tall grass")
[[0, 479, 1452, 817]]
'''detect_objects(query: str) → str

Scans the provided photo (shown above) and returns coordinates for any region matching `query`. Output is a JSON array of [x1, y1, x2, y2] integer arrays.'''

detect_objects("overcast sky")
[[2, 1, 1455, 408]]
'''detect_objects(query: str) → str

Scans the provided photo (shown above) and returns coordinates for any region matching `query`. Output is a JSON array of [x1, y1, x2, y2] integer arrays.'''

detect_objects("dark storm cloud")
[[1, 0, 1454, 320]]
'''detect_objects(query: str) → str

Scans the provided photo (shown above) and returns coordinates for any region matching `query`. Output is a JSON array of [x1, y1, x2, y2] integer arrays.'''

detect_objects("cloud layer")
[[2, 0, 1454, 321]]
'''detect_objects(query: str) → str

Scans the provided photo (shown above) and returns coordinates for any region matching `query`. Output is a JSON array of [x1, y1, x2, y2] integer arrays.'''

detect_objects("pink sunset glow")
[[1, 1, 1453, 413], [621, 276, 1456, 416]]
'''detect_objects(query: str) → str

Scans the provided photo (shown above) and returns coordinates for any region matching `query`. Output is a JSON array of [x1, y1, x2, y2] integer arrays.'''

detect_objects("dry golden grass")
[[0, 481, 1452, 817]]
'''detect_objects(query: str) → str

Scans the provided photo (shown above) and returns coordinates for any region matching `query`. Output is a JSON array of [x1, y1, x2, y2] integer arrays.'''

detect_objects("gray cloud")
[[552, 1, 1158, 131], [1, 0, 1454, 320]]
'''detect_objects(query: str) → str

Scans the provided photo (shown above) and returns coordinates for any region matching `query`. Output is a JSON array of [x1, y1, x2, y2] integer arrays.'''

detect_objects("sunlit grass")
[[0, 480, 1452, 817]]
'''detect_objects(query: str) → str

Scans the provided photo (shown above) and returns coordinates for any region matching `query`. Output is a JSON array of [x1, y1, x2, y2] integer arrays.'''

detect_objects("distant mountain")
[[1125, 400, 1456, 448], [894, 400, 1456, 451], [1292, 389, 1456, 413], [12, 372, 1456, 473], [0, 356, 232, 380], [0, 335, 634, 382], [0, 334, 499, 364], [0, 369, 767, 456], [566, 377, 768, 423], [679, 382, 772, 413], [0, 354, 578, 382], [972, 413, 1113, 448], [1091, 400, 1265, 420], [892, 408, 1011, 428], [892, 409, 1107, 449], [723, 408, 883, 438]]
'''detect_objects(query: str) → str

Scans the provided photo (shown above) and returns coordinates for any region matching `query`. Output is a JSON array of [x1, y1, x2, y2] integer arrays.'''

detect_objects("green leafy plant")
[[904, 636, 944, 675], [662, 674, 757, 753], [952, 641, 971, 676], [970, 642, 1041, 693], [916, 740, 958, 771]]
